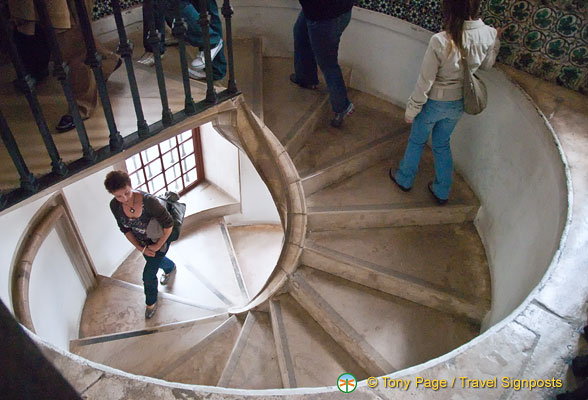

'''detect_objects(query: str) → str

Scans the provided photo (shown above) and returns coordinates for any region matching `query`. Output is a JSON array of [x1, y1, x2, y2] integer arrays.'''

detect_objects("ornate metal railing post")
[[198, 0, 217, 103], [72, 0, 124, 151], [0, 108, 39, 193], [0, 6, 68, 177], [111, 0, 150, 137], [144, 0, 174, 126], [221, 0, 237, 93], [171, 0, 197, 115], [32, 0, 96, 162]]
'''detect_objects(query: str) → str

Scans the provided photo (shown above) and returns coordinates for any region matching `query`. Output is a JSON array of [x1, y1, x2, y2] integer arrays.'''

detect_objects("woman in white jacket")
[[390, 0, 500, 204]]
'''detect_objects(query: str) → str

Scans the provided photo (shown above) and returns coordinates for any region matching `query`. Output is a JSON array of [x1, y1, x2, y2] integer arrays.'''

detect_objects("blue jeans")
[[293, 10, 351, 113], [142, 244, 175, 306], [180, 0, 227, 80], [395, 99, 464, 200]]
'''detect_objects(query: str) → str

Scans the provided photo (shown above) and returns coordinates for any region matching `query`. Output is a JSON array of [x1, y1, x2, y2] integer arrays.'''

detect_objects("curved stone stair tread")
[[159, 315, 243, 385], [111, 249, 229, 311], [69, 314, 228, 378], [306, 152, 479, 230], [217, 311, 282, 389], [306, 223, 491, 303], [293, 89, 406, 175], [168, 218, 250, 307], [79, 275, 222, 338], [269, 294, 368, 388], [181, 181, 241, 226], [262, 57, 331, 148], [227, 224, 284, 300], [295, 267, 480, 371]]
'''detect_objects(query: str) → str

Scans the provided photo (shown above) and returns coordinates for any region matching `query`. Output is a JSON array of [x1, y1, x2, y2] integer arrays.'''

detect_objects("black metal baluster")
[[198, 0, 217, 103], [0, 8, 68, 176], [0, 108, 39, 193], [221, 0, 238, 93], [144, 0, 174, 125], [171, 0, 196, 115], [111, 0, 150, 137], [72, 0, 124, 151], [32, 0, 96, 162]]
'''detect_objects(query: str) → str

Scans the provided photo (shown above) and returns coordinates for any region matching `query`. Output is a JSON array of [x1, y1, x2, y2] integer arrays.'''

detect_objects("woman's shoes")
[[389, 168, 411, 192], [56, 115, 75, 133], [145, 302, 158, 319], [428, 182, 448, 205], [160, 264, 176, 285]]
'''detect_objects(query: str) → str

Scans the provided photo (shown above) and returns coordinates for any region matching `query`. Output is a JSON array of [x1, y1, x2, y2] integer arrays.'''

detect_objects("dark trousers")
[[143, 0, 167, 54], [142, 244, 175, 306], [293, 10, 351, 113]]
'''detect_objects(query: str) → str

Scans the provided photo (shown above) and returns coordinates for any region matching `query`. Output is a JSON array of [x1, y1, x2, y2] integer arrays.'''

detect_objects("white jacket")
[[406, 19, 500, 120]]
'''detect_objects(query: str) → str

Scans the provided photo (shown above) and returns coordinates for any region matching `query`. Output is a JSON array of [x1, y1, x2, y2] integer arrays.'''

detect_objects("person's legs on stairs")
[[293, 11, 319, 88]]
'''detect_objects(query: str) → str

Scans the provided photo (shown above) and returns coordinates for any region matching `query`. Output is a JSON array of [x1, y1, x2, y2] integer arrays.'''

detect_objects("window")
[[125, 128, 204, 196]]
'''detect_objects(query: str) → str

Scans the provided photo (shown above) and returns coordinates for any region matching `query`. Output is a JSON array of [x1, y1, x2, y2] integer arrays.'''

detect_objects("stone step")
[[217, 311, 282, 389], [262, 57, 330, 151], [300, 128, 408, 196], [301, 239, 489, 323], [289, 271, 395, 377], [224, 37, 264, 121], [168, 218, 250, 307], [297, 266, 480, 371], [70, 315, 227, 378], [292, 89, 406, 177], [79, 275, 222, 338], [227, 224, 284, 300], [307, 223, 491, 305], [306, 149, 479, 230], [269, 294, 367, 388], [159, 315, 243, 385]]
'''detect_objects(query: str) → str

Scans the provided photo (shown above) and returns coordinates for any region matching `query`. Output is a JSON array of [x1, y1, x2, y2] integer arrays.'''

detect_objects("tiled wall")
[[93, 0, 587, 93], [356, 0, 587, 93]]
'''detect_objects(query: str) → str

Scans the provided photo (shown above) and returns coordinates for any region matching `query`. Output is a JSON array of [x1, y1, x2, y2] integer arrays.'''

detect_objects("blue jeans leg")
[[143, 0, 166, 54], [180, 0, 226, 80], [395, 99, 463, 197], [293, 12, 319, 87], [294, 11, 351, 113], [142, 247, 175, 306]]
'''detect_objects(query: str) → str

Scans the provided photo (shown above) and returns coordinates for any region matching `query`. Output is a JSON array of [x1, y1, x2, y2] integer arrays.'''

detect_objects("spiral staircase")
[[64, 36, 492, 390]]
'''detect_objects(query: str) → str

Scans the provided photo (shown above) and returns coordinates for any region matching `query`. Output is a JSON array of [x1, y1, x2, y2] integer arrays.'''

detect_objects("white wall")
[[0, 194, 52, 310], [62, 166, 134, 277], [200, 122, 240, 200], [226, 153, 281, 225], [29, 229, 86, 350], [231, 0, 569, 326]]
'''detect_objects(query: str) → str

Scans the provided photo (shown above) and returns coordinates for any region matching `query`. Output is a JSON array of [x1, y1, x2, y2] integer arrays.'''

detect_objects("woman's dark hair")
[[443, 0, 481, 50], [104, 170, 132, 193]]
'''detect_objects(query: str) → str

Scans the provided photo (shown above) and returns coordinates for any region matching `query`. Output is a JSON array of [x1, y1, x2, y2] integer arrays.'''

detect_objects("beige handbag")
[[460, 47, 488, 115]]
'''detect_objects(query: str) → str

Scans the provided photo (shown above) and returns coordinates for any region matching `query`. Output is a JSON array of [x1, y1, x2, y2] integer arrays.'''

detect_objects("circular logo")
[[337, 373, 357, 393]]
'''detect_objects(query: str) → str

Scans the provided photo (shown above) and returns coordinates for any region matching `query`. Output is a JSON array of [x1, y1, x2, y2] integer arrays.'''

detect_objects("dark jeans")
[[293, 10, 351, 113], [14, 26, 50, 81], [143, 0, 167, 54], [142, 244, 175, 306], [180, 0, 227, 80]]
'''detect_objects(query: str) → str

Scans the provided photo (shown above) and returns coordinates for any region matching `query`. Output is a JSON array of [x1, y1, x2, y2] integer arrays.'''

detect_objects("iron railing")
[[0, 0, 239, 211]]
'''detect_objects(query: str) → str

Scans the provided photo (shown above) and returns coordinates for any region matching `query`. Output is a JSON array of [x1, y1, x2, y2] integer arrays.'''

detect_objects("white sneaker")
[[188, 67, 206, 80], [137, 52, 164, 67], [190, 39, 223, 69]]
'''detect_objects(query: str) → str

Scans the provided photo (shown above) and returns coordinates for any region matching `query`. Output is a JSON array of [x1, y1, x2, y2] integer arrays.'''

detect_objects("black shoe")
[[389, 168, 411, 192], [145, 302, 158, 319], [572, 354, 588, 377], [56, 115, 75, 133], [289, 73, 318, 90], [428, 182, 448, 205], [331, 102, 355, 128]]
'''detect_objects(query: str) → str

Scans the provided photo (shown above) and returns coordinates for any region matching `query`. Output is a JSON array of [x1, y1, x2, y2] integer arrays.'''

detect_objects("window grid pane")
[[127, 129, 202, 195]]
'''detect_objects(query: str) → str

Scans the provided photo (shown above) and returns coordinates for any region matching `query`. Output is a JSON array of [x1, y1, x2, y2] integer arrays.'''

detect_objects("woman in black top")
[[104, 170, 176, 318]]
